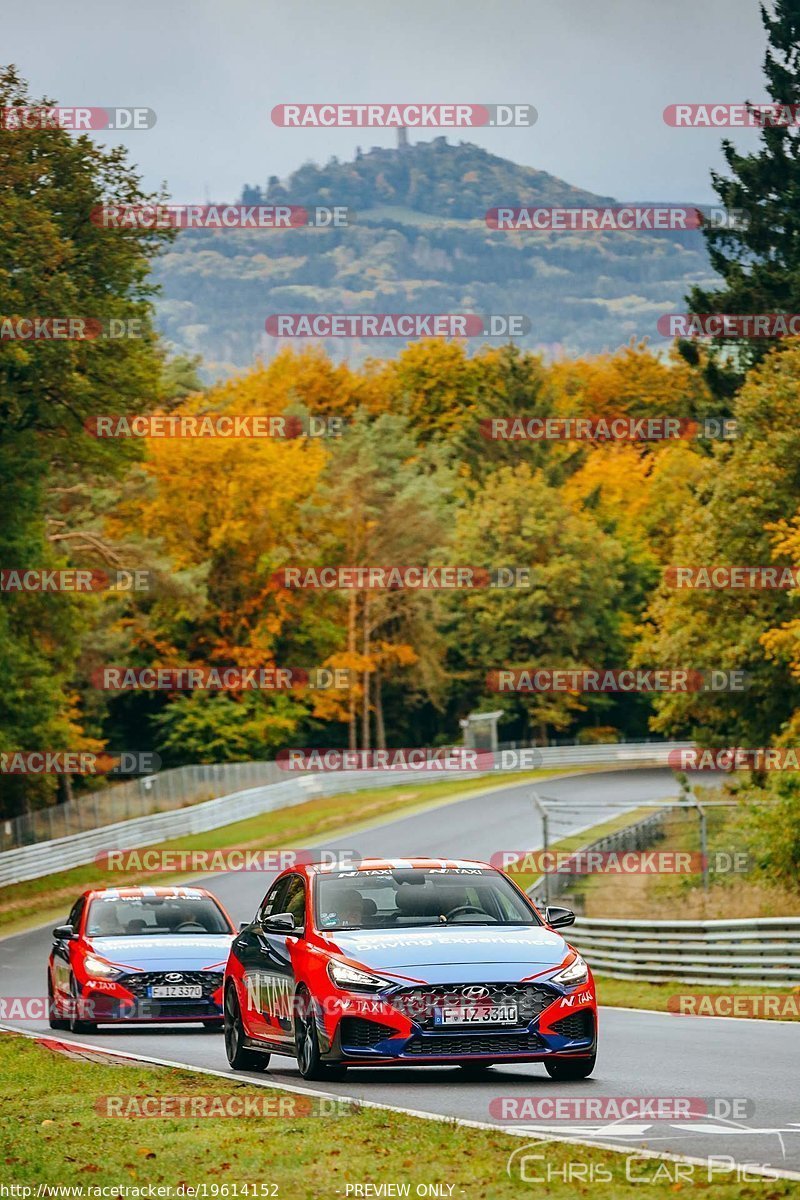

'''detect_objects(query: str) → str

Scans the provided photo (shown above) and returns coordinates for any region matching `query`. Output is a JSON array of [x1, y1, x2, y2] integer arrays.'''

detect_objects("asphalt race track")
[[3, 768, 799, 1178]]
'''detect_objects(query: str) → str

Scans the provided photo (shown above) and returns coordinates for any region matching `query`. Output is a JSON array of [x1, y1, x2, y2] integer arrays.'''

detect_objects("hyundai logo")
[[462, 985, 489, 998], [164, 972, 184, 983]]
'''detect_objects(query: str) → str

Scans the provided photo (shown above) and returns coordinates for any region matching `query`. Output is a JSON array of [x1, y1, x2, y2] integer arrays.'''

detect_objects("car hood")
[[322, 925, 570, 983], [86, 935, 232, 972]]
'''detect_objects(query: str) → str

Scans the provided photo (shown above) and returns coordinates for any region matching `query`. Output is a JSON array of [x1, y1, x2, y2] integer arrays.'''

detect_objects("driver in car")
[[328, 888, 364, 928]]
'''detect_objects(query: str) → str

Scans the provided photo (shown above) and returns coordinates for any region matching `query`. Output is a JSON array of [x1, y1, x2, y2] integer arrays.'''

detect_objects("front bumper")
[[78, 970, 224, 1024], [322, 980, 596, 1064]]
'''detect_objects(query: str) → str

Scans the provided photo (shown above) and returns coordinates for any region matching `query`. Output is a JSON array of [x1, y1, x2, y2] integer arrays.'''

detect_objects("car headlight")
[[327, 961, 392, 991], [551, 954, 588, 987], [84, 954, 122, 980]]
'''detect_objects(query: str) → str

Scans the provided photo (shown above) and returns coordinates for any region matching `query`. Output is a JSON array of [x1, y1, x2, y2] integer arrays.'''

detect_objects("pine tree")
[[683, 1, 800, 395]]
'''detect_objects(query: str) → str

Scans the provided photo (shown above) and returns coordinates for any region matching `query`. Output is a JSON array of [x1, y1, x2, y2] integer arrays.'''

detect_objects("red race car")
[[224, 857, 597, 1079], [48, 885, 236, 1032]]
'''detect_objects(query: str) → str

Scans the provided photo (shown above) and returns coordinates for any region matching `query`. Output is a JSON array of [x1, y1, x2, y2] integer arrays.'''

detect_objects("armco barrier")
[[527, 808, 669, 905], [568, 916, 800, 987], [0, 741, 690, 888]]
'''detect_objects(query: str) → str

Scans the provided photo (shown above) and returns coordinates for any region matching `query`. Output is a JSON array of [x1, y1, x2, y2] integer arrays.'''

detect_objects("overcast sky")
[[6, 0, 769, 203]]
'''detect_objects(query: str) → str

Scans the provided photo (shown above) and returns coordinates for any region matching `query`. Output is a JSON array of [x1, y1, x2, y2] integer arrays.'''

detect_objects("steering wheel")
[[443, 904, 492, 921], [175, 921, 206, 932]]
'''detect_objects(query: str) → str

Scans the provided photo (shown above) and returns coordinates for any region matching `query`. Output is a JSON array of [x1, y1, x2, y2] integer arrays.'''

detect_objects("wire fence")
[[0, 761, 284, 852], [0, 741, 691, 886], [0, 739, 683, 852]]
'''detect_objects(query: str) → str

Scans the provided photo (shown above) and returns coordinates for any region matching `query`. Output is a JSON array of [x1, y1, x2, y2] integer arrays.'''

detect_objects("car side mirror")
[[545, 906, 575, 929], [238, 920, 250, 932], [52, 924, 75, 940], [263, 912, 296, 933]]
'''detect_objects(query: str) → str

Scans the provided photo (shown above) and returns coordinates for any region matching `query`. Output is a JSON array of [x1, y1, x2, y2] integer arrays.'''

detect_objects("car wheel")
[[47, 973, 70, 1031], [69, 976, 96, 1034], [224, 984, 270, 1071], [545, 1053, 596, 1081], [294, 988, 337, 1081]]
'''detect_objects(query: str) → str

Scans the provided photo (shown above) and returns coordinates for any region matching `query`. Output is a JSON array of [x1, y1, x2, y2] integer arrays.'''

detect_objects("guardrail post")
[[531, 791, 550, 906], [691, 792, 709, 891]]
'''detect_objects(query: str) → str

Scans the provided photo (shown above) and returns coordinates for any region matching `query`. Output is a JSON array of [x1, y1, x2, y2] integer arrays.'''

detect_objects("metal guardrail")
[[0, 760, 285, 852], [528, 808, 669, 905], [568, 916, 800, 988], [0, 741, 689, 887], [1, 739, 678, 853]]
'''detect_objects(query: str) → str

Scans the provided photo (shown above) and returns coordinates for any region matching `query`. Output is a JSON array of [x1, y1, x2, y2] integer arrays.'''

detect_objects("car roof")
[[82, 885, 216, 900], [309, 857, 493, 874]]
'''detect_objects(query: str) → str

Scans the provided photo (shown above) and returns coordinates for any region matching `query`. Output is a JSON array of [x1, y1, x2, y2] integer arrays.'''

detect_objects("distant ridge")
[[244, 137, 618, 219], [155, 138, 717, 375]]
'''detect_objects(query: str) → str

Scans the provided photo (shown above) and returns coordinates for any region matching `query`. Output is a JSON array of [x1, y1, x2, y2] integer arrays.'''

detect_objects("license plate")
[[434, 1004, 518, 1026], [148, 985, 203, 998]]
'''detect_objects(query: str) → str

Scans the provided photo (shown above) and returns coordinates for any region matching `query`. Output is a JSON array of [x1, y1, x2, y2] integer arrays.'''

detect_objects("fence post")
[[691, 792, 709, 891], [531, 791, 550, 907]]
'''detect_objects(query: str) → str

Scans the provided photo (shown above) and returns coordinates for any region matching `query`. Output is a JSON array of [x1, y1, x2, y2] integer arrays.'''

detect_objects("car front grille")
[[339, 1018, 400, 1049], [404, 1031, 546, 1056], [389, 982, 558, 1029], [549, 1010, 594, 1040], [117, 971, 223, 998]]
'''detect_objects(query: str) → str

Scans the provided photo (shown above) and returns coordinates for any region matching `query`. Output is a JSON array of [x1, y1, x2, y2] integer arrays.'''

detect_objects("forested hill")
[[153, 138, 716, 375], [245, 137, 617, 216]]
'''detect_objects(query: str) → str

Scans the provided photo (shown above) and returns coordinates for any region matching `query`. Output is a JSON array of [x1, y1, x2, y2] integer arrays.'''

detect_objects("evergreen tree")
[[683, 1, 800, 396]]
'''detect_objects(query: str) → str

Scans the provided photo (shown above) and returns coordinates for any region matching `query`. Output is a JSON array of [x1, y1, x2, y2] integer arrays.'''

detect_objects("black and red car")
[[48, 885, 236, 1032], [224, 857, 597, 1079]]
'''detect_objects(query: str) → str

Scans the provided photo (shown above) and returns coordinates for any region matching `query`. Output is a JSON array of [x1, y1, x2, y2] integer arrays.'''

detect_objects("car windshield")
[[314, 868, 541, 931], [85, 895, 232, 937]]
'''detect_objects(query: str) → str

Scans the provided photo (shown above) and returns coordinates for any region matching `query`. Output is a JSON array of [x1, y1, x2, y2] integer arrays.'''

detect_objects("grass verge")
[[504, 807, 800, 1022], [1, 1032, 794, 1196], [571, 800, 800, 920], [504, 806, 652, 894], [596, 975, 800, 1020]]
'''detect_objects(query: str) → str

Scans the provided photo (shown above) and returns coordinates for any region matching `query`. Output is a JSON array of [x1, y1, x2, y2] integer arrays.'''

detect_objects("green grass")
[[2, 1032, 795, 1196], [596, 975, 800, 1020], [504, 807, 652, 893], [0, 768, 582, 935], [570, 799, 800, 921], [503, 807, 800, 1022]]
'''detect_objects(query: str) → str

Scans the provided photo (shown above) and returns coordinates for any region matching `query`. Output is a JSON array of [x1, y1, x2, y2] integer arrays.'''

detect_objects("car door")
[[236, 874, 305, 1047], [51, 897, 84, 1001]]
